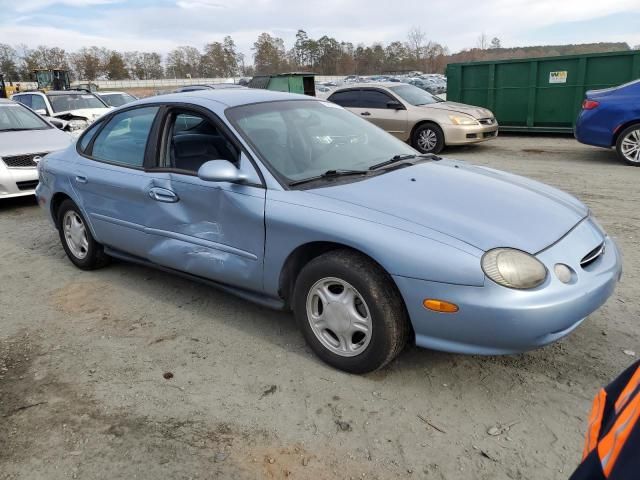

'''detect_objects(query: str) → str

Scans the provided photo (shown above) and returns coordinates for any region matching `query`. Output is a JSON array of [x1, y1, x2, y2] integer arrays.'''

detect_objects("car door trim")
[[91, 212, 258, 260], [103, 246, 283, 310], [144, 228, 259, 260]]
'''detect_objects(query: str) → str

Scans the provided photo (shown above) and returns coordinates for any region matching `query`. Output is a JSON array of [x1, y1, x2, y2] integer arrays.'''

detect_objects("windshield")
[[47, 93, 107, 113], [100, 93, 136, 107], [0, 103, 50, 132], [389, 84, 442, 106], [227, 100, 417, 183]]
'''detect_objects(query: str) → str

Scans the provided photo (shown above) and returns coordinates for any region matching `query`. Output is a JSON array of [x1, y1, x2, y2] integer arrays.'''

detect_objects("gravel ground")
[[1, 135, 638, 480]]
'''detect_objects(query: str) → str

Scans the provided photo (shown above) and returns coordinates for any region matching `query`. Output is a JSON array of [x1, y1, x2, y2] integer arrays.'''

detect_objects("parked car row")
[[343, 73, 447, 96]]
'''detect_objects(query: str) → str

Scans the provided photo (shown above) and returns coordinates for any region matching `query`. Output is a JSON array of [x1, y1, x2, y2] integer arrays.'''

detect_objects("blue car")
[[575, 79, 640, 166], [35, 90, 622, 373]]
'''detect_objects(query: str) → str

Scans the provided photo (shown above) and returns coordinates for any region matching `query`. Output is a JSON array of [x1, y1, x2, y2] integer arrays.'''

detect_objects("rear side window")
[[78, 120, 104, 152], [90, 107, 159, 167], [359, 90, 395, 109], [328, 90, 360, 108]]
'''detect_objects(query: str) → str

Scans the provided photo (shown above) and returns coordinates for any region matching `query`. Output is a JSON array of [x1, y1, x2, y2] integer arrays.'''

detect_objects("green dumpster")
[[446, 50, 640, 132], [248, 72, 316, 96]]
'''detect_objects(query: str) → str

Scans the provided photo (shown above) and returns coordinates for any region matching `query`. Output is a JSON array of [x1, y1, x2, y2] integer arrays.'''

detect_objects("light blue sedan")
[[35, 89, 622, 373]]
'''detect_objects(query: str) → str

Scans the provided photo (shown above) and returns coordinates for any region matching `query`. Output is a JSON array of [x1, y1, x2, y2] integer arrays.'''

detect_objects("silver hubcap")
[[306, 277, 372, 357], [621, 129, 640, 163], [63, 211, 89, 259], [417, 129, 437, 152]]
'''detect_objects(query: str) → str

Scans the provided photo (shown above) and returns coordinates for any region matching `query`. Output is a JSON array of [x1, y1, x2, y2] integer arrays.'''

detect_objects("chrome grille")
[[478, 118, 495, 125], [580, 242, 605, 269], [1, 152, 48, 168]]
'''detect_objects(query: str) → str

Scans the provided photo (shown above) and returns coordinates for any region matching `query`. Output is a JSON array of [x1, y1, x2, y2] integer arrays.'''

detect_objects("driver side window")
[[162, 111, 239, 173]]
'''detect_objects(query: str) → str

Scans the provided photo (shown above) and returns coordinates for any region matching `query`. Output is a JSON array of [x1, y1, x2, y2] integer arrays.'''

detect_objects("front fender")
[[263, 191, 485, 298]]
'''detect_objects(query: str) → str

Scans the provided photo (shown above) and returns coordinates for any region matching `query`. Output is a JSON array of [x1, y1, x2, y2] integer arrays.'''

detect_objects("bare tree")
[[477, 33, 489, 50], [407, 26, 426, 66]]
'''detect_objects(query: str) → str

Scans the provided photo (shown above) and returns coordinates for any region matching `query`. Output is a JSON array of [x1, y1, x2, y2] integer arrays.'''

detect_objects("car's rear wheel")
[[412, 122, 444, 154], [57, 199, 110, 270], [616, 124, 640, 166], [293, 249, 410, 373]]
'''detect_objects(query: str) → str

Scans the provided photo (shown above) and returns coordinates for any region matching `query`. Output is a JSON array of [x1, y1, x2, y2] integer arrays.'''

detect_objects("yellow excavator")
[[32, 69, 71, 91], [0, 73, 19, 98]]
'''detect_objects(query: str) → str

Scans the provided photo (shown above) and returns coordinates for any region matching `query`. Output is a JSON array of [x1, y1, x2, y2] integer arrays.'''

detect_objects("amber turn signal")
[[423, 299, 459, 313]]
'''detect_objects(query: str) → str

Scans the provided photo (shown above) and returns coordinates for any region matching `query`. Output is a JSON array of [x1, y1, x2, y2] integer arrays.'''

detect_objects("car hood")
[[421, 101, 493, 119], [53, 108, 110, 122], [0, 128, 73, 157], [307, 160, 588, 253]]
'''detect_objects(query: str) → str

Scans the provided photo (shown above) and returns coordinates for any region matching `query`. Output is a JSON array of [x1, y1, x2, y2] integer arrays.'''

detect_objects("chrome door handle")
[[361, 111, 371, 116], [148, 187, 179, 203], [75, 175, 88, 184]]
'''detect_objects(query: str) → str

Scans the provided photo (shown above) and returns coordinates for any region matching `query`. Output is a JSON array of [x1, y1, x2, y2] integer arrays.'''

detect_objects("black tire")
[[57, 199, 110, 270], [615, 123, 640, 166], [292, 249, 410, 374], [411, 122, 445, 154]]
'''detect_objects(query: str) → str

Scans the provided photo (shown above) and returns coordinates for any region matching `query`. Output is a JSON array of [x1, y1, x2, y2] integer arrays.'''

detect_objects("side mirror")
[[197, 160, 247, 183], [387, 101, 404, 110], [34, 108, 47, 116]]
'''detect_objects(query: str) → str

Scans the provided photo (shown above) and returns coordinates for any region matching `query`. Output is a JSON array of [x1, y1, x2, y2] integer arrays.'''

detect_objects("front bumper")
[[0, 164, 38, 199], [394, 218, 622, 355], [443, 122, 499, 145]]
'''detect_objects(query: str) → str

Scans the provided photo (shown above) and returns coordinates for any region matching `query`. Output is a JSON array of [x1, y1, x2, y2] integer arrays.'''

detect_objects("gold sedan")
[[327, 83, 498, 154]]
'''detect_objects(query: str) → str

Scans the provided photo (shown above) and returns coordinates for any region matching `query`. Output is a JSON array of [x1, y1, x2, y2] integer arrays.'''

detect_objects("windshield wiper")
[[369, 154, 416, 170], [0, 128, 32, 132], [289, 169, 369, 187], [369, 153, 441, 171]]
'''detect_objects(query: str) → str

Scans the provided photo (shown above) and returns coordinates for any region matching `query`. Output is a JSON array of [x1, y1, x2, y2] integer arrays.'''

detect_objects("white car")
[[12, 90, 111, 135], [0, 99, 73, 199], [96, 91, 138, 107]]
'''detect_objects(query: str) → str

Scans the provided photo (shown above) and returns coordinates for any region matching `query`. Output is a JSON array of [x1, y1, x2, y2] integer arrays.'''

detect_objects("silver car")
[[0, 99, 73, 199]]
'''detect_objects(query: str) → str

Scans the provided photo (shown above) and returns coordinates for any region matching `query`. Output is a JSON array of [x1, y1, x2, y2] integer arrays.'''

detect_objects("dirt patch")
[[50, 280, 114, 315], [0, 333, 393, 479]]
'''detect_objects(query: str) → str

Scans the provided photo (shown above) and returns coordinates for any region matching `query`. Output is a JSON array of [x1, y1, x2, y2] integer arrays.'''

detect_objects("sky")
[[0, 0, 639, 60]]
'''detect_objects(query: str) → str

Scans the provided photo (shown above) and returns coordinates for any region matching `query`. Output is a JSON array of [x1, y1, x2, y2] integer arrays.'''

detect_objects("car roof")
[[13, 90, 97, 96], [0, 98, 16, 105], [98, 91, 128, 95], [333, 82, 401, 90], [45, 90, 98, 96], [139, 88, 315, 108]]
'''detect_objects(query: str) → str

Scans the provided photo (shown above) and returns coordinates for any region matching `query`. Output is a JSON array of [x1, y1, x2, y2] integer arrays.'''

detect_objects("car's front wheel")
[[293, 250, 410, 373], [57, 199, 110, 270], [412, 122, 444, 154], [616, 124, 640, 166]]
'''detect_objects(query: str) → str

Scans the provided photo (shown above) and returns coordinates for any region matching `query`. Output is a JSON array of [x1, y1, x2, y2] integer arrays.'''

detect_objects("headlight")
[[481, 248, 547, 289], [68, 119, 89, 131], [448, 115, 479, 126]]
